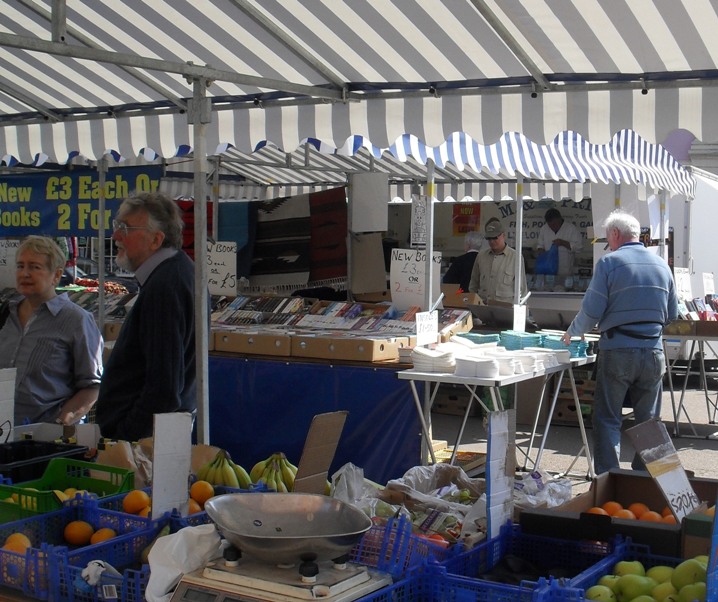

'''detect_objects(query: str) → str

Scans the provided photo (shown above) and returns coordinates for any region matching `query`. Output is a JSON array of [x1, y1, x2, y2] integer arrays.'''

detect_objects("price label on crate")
[[626, 419, 700, 521]]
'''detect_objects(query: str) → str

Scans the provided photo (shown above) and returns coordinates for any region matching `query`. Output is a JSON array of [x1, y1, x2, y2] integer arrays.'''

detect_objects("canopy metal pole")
[[189, 78, 211, 444], [514, 177, 523, 305], [659, 190, 667, 260], [425, 160, 435, 311], [97, 157, 107, 335]]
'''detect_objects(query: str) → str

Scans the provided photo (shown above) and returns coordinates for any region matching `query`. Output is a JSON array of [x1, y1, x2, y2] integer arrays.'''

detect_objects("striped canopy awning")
[[1, 0, 714, 195]]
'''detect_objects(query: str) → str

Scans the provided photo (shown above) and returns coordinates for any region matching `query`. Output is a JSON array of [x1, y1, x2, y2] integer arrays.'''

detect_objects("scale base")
[[171, 560, 393, 602]]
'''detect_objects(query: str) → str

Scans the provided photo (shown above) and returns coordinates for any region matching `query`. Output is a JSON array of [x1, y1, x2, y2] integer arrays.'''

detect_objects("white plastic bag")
[[145, 524, 226, 602]]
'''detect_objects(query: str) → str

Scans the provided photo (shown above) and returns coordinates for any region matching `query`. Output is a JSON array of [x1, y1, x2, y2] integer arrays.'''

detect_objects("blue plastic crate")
[[51, 546, 152, 602], [349, 515, 455, 579], [422, 564, 552, 602], [438, 524, 616, 599], [0, 500, 163, 600], [544, 542, 687, 602], [355, 571, 423, 602]]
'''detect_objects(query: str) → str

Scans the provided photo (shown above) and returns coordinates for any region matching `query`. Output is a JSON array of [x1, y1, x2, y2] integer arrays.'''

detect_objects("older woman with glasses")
[[0, 235, 103, 425]]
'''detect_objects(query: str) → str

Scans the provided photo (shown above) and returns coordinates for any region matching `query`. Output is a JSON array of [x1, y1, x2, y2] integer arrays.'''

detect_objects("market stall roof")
[[160, 129, 690, 200], [0, 0, 716, 196]]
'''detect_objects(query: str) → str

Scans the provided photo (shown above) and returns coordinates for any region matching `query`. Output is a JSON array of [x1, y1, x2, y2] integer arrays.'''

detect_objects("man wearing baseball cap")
[[468, 219, 527, 304]]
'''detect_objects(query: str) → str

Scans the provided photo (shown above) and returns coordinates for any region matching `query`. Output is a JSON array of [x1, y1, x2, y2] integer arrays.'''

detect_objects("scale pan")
[[204, 492, 372, 564]]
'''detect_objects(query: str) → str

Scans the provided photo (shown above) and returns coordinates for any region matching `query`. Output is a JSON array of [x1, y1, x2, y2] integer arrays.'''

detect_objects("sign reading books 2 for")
[[207, 241, 238, 296], [389, 248, 442, 311]]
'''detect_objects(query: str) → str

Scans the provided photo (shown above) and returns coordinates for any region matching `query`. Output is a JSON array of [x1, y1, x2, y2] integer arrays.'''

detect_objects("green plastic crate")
[[0, 459, 134, 523]]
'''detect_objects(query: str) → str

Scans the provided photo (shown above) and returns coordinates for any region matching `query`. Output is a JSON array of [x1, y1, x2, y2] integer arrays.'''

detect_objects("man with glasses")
[[95, 192, 198, 441], [468, 219, 527, 304]]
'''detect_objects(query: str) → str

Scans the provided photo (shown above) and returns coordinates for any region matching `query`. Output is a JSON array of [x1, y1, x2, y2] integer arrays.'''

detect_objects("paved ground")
[[430, 375, 718, 495]]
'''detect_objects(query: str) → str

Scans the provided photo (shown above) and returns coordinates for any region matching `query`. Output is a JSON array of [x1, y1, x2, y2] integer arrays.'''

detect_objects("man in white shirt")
[[536, 208, 583, 277]]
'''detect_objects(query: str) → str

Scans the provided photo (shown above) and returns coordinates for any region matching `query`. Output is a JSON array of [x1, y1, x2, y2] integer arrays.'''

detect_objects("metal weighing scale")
[[169, 554, 393, 602]]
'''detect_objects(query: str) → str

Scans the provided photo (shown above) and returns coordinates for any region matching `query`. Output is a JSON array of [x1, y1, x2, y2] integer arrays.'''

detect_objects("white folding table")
[[397, 355, 596, 478]]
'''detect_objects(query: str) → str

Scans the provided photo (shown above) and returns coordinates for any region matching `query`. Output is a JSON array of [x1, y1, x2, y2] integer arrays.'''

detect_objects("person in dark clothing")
[[443, 230, 488, 292], [95, 192, 197, 441]]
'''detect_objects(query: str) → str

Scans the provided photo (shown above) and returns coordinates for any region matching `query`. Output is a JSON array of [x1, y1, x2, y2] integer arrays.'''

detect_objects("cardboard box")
[[663, 320, 697, 336], [431, 384, 480, 417], [519, 469, 718, 557], [695, 320, 718, 336], [353, 290, 391, 303], [440, 285, 482, 309], [213, 330, 292, 357], [682, 510, 716, 558], [290, 334, 400, 362]]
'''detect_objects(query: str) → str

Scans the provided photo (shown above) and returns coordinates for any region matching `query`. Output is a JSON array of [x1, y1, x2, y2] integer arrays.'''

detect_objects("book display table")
[[662, 334, 718, 438], [398, 355, 596, 478]]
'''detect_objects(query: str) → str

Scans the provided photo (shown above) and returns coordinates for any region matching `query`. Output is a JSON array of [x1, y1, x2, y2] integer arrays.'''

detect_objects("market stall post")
[[190, 77, 211, 444]]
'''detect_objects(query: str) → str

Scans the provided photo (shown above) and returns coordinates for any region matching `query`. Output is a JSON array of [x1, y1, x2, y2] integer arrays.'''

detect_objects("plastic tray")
[[349, 515, 455, 579], [0, 458, 134, 523], [0, 440, 89, 483], [0, 500, 163, 600]]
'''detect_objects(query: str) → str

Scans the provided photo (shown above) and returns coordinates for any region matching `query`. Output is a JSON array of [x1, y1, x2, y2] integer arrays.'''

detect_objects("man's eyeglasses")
[[112, 219, 149, 236], [486, 236, 499, 241]]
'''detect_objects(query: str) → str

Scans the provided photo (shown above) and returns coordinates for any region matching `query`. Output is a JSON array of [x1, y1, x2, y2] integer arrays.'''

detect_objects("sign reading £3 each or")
[[0, 166, 163, 236]]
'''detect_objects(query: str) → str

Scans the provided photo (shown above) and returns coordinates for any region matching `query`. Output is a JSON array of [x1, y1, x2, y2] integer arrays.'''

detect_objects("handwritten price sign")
[[206, 241, 238, 296]]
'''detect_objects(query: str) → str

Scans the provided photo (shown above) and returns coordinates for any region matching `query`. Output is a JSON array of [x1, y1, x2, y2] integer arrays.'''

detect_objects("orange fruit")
[[627, 502, 650, 519], [601, 501, 623, 516], [661, 506, 672, 517], [90, 528, 117, 544], [64, 520, 95, 546], [189, 480, 215, 507], [705, 505, 716, 517], [586, 506, 609, 515], [188, 498, 202, 515], [122, 490, 151, 515], [639, 510, 663, 522], [613, 508, 637, 520], [2, 533, 32, 553], [661, 514, 677, 524], [138, 506, 151, 518]]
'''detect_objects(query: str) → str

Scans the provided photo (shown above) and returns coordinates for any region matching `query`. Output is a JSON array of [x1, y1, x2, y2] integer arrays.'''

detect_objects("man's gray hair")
[[603, 209, 640, 239], [118, 191, 184, 249]]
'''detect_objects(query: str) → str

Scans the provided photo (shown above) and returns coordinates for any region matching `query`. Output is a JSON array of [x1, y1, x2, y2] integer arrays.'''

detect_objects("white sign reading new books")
[[389, 248, 442, 311]]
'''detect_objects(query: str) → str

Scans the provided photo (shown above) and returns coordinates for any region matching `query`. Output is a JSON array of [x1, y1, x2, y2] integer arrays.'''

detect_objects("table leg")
[[664, 339, 680, 436], [532, 370, 564, 470], [409, 380, 437, 465], [674, 340, 699, 437], [566, 365, 594, 479], [521, 373, 551, 470]]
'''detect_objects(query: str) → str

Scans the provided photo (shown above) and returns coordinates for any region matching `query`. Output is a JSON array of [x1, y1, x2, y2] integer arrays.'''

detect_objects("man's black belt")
[[605, 321, 664, 340]]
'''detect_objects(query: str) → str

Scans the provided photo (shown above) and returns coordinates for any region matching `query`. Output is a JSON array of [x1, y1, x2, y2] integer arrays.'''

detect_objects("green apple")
[[677, 581, 706, 602], [628, 596, 656, 602], [585, 584, 617, 601], [652, 580, 678, 602], [671, 559, 707, 591], [614, 574, 657, 602], [614, 560, 646, 576], [692, 555, 708, 567], [599, 574, 622, 592], [647, 565, 674, 584]]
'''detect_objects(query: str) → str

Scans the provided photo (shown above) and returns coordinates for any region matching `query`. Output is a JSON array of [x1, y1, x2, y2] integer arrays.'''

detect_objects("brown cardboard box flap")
[[293, 411, 348, 494]]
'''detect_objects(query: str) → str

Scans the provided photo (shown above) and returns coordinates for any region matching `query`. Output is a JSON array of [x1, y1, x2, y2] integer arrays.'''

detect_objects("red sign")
[[452, 204, 481, 236]]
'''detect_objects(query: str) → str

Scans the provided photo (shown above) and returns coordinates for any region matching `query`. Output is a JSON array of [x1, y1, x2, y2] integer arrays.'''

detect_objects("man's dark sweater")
[[96, 251, 196, 441]]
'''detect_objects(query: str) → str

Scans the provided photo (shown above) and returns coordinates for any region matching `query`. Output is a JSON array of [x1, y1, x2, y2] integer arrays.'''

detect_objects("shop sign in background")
[[452, 203, 481, 236], [0, 166, 162, 236]]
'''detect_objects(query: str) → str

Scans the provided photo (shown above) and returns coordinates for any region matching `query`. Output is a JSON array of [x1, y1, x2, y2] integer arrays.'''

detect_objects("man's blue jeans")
[[591, 347, 666, 474]]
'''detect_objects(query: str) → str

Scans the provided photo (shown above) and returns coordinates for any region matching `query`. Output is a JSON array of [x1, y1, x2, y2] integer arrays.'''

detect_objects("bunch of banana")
[[250, 452, 298, 492], [196, 449, 252, 489]]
